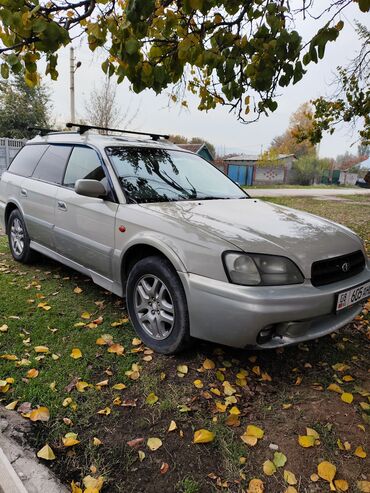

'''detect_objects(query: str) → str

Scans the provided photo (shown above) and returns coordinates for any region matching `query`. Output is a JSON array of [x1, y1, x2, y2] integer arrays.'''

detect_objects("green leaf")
[[1, 63, 9, 79], [273, 452, 287, 468], [125, 38, 140, 55]]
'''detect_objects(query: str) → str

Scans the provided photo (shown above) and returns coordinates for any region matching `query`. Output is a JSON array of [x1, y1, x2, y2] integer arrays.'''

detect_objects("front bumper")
[[179, 263, 370, 349]]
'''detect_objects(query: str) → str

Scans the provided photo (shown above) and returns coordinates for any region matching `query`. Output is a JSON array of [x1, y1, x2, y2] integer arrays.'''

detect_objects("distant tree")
[[0, 74, 51, 139], [170, 135, 215, 158], [334, 151, 366, 170], [358, 144, 369, 158], [292, 154, 331, 185], [269, 103, 317, 158], [84, 77, 138, 131]]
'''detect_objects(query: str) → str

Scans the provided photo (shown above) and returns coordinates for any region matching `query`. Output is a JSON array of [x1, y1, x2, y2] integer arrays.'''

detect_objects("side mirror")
[[75, 179, 107, 198]]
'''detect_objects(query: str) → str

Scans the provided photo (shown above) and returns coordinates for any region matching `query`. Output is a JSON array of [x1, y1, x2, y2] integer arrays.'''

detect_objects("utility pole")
[[69, 47, 81, 123]]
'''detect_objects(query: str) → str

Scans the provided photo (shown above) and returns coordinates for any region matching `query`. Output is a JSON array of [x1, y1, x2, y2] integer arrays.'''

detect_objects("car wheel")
[[126, 255, 191, 354], [7, 209, 34, 263]]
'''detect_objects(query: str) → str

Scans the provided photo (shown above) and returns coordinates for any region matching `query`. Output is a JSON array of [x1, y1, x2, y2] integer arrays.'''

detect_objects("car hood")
[[140, 199, 364, 277]]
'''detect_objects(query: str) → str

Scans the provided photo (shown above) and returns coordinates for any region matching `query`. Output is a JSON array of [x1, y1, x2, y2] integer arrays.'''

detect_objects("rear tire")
[[7, 209, 34, 264], [126, 255, 191, 354]]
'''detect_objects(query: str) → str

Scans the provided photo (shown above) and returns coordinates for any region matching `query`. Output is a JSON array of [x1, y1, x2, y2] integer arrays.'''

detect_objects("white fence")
[[0, 138, 25, 174]]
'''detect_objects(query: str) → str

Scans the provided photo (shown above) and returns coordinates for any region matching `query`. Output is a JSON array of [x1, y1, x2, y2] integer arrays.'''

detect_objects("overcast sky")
[[45, 4, 369, 158]]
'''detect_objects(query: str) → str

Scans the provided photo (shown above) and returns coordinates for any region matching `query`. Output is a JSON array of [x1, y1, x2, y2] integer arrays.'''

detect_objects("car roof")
[[27, 131, 184, 153]]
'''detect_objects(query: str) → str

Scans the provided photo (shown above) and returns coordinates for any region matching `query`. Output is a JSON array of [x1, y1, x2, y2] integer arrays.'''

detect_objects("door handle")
[[20, 189, 27, 197], [57, 201, 67, 211]]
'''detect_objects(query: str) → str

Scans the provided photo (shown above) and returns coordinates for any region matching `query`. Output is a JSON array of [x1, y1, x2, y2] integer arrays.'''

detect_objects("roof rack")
[[27, 126, 60, 136], [66, 122, 169, 141]]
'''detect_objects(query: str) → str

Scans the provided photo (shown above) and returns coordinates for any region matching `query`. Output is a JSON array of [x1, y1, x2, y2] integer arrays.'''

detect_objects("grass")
[[0, 195, 369, 493]]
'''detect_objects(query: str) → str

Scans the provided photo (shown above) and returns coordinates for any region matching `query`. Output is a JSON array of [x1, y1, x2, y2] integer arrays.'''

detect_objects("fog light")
[[257, 325, 275, 344]]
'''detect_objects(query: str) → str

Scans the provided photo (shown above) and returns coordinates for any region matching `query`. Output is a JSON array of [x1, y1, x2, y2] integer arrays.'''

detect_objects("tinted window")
[[7, 145, 48, 177], [63, 146, 105, 187], [32, 145, 72, 184]]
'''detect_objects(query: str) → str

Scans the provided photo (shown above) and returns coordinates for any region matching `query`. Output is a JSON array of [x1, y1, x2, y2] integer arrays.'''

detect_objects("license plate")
[[336, 281, 370, 311]]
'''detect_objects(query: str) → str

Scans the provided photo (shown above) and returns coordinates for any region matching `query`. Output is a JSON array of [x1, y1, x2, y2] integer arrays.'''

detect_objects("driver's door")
[[54, 145, 118, 278]]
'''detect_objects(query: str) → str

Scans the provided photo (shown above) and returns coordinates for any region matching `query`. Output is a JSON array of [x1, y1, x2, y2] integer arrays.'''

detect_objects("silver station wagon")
[[0, 124, 369, 354]]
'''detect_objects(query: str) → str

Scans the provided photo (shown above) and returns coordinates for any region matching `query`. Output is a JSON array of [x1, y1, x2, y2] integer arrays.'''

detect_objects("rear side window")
[[63, 146, 105, 187], [32, 145, 72, 184], [7, 145, 48, 177]]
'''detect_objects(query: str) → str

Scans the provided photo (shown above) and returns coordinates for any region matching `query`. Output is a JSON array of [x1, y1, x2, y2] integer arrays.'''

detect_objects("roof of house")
[[358, 156, 370, 170], [224, 153, 296, 162], [177, 143, 206, 153]]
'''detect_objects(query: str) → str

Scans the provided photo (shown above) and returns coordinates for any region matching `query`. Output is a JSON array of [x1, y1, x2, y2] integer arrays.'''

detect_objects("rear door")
[[22, 145, 72, 249], [54, 145, 118, 278]]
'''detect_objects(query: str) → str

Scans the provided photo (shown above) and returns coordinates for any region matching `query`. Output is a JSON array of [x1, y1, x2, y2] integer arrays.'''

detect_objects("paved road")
[[247, 188, 370, 197]]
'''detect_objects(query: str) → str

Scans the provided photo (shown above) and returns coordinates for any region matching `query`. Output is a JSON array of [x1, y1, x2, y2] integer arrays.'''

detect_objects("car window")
[[32, 145, 72, 184], [63, 146, 105, 188], [7, 145, 48, 177]]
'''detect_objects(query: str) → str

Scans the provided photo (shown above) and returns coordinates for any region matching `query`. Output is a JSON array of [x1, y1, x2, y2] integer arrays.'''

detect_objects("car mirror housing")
[[74, 179, 107, 198]]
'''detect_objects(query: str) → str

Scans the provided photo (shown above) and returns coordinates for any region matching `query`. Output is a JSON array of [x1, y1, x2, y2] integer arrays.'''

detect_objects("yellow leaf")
[[74, 287, 83, 294], [247, 478, 264, 493], [360, 402, 370, 411], [62, 397, 72, 407], [229, 406, 240, 415], [241, 434, 258, 446], [0, 354, 18, 360], [295, 376, 303, 385], [71, 480, 82, 493], [215, 401, 227, 413], [138, 450, 145, 461], [332, 363, 350, 372], [93, 437, 102, 446], [177, 364, 188, 375], [62, 436, 80, 447], [27, 368, 39, 379], [29, 407, 50, 422], [310, 473, 319, 482], [49, 381, 56, 391], [107, 343, 124, 355], [37, 444, 56, 460], [193, 429, 215, 444], [96, 379, 109, 387], [327, 383, 343, 394], [132, 337, 142, 346], [81, 311, 91, 319], [83, 475, 104, 492], [70, 348, 82, 359], [97, 407, 111, 415], [112, 397, 122, 406], [168, 420, 177, 432], [76, 381, 90, 392], [282, 403, 292, 409], [284, 470, 297, 485], [354, 446, 366, 458], [246, 425, 264, 439], [263, 460, 276, 476], [334, 479, 349, 491], [341, 392, 353, 404], [357, 481, 370, 492], [193, 379, 203, 389], [342, 375, 354, 382], [284, 488, 298, 493], [317, 461, 336, 482], [0, 324, 8, 332], [147, 437, 162, 450], [306, 428, 320, 439], [298, 435, 315, 448], [112, 383, 126, 390], [146, 392, 158, 405], [5, 400, 18, 410], [222, 381, 236, 396], [34, 345, 49, 353], [203, 358, 215, 370]]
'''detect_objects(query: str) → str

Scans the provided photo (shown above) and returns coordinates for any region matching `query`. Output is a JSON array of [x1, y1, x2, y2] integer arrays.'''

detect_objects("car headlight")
[[223, 252, 304, 286]]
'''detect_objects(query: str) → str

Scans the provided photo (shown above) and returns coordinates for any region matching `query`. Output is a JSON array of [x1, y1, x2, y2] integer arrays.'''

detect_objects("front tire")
[[126, 255, 191, 354], [7, 209, 34, 263]]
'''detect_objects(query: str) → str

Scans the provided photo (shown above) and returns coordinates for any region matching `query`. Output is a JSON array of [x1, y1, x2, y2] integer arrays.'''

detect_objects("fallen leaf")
[[177, 364, 188, 375], [26, 368, 39, 379], [341, 392, 353, 404], [354, 446, 366, 458], [138, 450, 145, 462], [193, 379, 203, 389], [284, 488, 298, 493], [317, 461, 336, 482], [193, 429, 215, 444], [203, 358, 216, 370], [241, 434, 258, 446], [80, 311, 91, 319], [284, 470, 297, 485], [334, 479, 349, 491], [246, 425, 264, 439], [310, 473, 319, 482], [83, 475, 104, 492], [357, 481, 370, 492], [160, 462, 169, 474], [342, 375, 354, 382], [34, 346, 49, 353], [273, 452, 287, 468], [263, 460, 276, 476], [222, 381, 237, 396], [62, 435, 80, 447], [306, 427, 320, 439], [298, 435, 316, 448], [93, 437, 102, 446], [146, 392, 159, 405], [168, 420, 177, 432], [73, 287, 83, 294], [147, 437, 162, 451], [127, 438, 144, 448], [327, 383, 343, 394], [0, 324, 8, 332], [247, 478, 264, 493], [29, 407, 50, 422], [70, 348, 82, 359], [332, 363, 350, 372], [97, 407, 111, 415], [37, 444, 56, 460], [107, 343, 124, 355], [112, 383, 126, 390], [132, 337, 142, 346], [5, 400, 18, 410], [76, 381, 90, 392]]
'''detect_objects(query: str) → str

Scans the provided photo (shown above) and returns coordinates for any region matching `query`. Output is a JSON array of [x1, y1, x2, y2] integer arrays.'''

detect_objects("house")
[[222, 153, 296, 186], [177, 143, 214, 162]]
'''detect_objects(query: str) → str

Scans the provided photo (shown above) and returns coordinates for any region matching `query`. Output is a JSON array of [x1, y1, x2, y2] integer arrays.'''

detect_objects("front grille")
[[311, 250, 365, 287]]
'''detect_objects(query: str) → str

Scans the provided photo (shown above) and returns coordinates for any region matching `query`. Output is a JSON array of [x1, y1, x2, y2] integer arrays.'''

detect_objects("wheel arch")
[[4, 201, 22, 234]]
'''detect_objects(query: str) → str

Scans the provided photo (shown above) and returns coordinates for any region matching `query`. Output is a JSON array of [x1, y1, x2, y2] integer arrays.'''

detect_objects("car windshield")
[[106, 146, 247, 204]]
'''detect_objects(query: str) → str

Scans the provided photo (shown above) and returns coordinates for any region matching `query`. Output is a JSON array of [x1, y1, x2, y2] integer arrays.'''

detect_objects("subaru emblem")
[[341, 262, 350, 272]]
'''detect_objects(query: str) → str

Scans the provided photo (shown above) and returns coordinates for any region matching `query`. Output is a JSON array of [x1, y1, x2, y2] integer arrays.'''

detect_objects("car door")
[[20, 144, 72, 250], [54, 145, 118, 278]]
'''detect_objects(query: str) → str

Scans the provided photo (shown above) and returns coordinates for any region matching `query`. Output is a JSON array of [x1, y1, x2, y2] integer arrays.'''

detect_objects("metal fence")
[[0, 138, 25, 174]]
